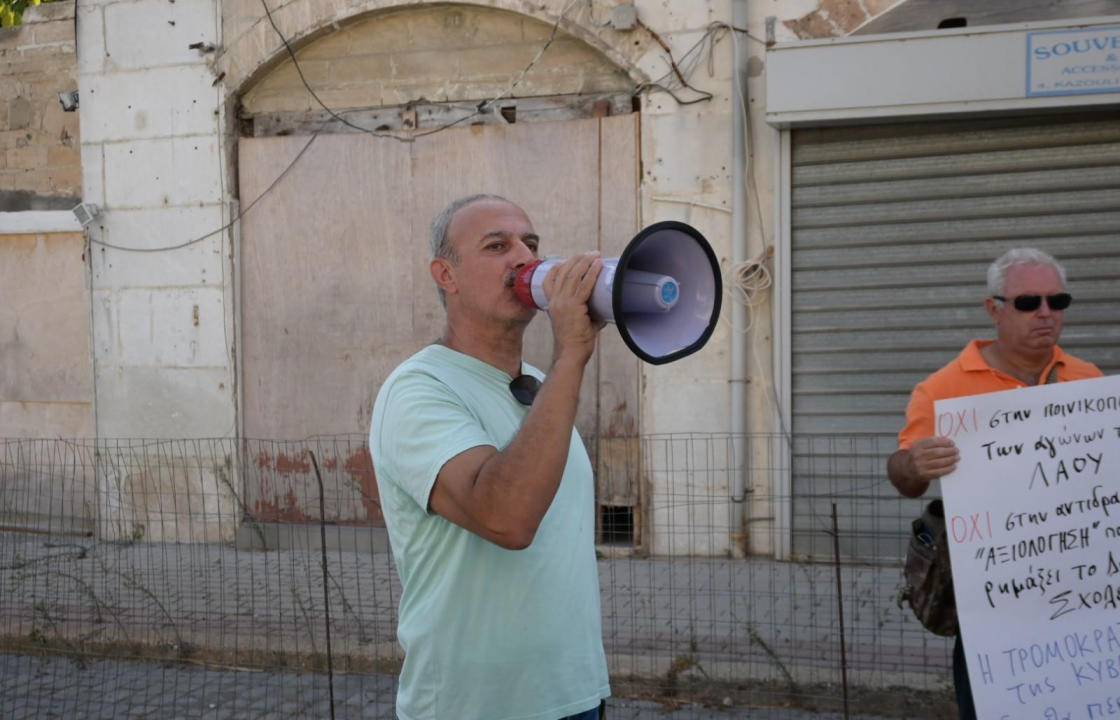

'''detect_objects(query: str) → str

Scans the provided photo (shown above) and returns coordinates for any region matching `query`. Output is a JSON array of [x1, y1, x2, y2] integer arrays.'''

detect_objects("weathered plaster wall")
[[221, 1, 748, 441], [68, 0, 908, 552], [0, 3, 90, 439], [784, 0, 899, 38], [0, 231, 92, 437], [0, 2, 81, 211], [76, 0, 234, 440], [219, 0, 644, 93], [240, 4, 632, 114]]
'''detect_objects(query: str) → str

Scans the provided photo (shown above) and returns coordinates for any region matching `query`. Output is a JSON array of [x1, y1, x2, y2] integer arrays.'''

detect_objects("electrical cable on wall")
[[89, 131, 321, 253], [260, 0, 584, 140], [88, 0, 582, 253], [88, 4, 757, 256], [728, 248, 773, 334]]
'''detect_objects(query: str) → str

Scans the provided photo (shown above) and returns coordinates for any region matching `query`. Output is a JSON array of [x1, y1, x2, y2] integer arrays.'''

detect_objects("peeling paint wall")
[[783, 0, 899, 38]]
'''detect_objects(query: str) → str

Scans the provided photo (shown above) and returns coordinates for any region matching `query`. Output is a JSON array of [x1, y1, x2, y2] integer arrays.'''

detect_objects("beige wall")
[[241, 4, 632, 115], [0, 1, 81, 211], [0, 231, 93, 437], [220, 0, 645, 99]]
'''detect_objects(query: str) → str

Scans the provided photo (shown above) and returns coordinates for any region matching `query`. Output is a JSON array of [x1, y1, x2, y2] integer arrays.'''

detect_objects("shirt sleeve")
[[372, 370, 496, 513], [897, 380, 936, 451]]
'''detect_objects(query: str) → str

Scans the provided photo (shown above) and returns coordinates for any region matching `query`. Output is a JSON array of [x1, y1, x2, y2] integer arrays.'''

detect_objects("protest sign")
[[935, 374, 1120, 720]]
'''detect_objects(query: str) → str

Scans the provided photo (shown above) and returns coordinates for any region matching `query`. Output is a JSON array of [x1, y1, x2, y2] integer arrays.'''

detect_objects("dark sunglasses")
[[509, 374, 541, 406], [992, 293, 1072, 312]]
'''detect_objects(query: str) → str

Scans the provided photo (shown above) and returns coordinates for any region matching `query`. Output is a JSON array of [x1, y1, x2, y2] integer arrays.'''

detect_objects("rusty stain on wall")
[[345, 448, 382, 524], [784, 0, 898, 38], [604, 400, 636, 438], [251, 486, 317, 524], [250, 449, 382, 526]]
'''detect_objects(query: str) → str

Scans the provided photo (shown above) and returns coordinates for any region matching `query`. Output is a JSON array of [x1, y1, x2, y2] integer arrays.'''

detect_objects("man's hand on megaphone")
[[542, 251, 605, 367]]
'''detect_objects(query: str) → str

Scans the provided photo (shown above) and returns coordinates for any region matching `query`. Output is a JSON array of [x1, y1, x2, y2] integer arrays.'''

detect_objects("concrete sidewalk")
[[0, 528, 953, 719], [0, 653, 904, 720]]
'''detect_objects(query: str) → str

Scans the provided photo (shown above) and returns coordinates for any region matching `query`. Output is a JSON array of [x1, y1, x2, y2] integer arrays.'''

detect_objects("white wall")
[[77, 0, 235, 439]]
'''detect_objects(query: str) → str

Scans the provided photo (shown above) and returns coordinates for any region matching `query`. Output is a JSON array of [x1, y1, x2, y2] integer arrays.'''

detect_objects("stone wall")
[[0, 1, 81, 211]]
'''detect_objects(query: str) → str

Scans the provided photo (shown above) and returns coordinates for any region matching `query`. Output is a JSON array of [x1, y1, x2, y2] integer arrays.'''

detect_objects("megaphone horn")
[[513, 221, 722, 365]]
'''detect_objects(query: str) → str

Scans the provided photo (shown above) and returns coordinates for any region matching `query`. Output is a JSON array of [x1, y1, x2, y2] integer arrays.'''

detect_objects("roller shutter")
[[789, 111, 1120, 562]]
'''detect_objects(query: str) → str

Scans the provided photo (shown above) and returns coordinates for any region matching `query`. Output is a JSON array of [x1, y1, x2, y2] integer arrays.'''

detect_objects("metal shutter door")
[[789, 111, 1120, 562]]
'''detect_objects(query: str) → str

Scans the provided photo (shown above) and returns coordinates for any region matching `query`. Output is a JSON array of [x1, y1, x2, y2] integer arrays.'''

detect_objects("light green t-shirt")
[[369, 344, 609, 720]]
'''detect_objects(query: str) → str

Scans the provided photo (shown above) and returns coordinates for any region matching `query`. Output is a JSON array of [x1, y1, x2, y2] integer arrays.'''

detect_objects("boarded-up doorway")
[[238, 116, 642, 540]]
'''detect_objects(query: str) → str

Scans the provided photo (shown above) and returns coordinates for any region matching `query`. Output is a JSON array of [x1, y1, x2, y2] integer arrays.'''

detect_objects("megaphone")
[[514, 221, 721, 365]]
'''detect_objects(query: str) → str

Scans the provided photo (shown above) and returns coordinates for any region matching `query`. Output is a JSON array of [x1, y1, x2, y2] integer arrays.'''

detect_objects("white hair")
[[986, 248, 1067, 297]]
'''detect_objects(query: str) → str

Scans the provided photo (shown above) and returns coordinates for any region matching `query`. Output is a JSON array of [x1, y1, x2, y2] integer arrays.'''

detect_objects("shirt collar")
[[960, 339, 1067, 379]]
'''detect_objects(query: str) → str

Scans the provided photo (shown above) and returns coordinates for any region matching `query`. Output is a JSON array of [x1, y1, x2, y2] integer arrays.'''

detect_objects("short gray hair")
[[428, 194, 511, 308], [428, 193, 512, 262], [986, 248, 1067, 297]]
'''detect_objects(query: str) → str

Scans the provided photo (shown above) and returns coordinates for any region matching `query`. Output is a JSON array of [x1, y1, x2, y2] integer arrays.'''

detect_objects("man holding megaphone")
[[369, 194, 611, 720]]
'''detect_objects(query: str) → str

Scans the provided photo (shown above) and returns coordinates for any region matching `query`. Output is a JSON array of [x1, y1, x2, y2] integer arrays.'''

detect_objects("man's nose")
[[512, 239, 536, 265]]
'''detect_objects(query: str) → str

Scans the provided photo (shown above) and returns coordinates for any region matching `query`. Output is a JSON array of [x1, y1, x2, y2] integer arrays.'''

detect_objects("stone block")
[[40, 102, 79, 143], [256, 57, 330, 91], [46, 164, 83, 194], [327, 54, 393, 84], [532, 37, 612, 72], [309, 84, 385, 111], [93, 365, 235, 439], [391, 48, 459, 81], [0, 27, 29, 53], [76, 1, 105, 74], [454, 44, 542, 78], [18, 44, 75, 61], [48, 144, 80, 167], [408, 5, 520, 50], [6, 144, 47, 169], [638, 0, 728, 30], [0, 76, 24, 101], [116, 286, 228, 368], [89, 205, 226, 287], [295, 22, 352, 60], [32, 19, 77, 46], [641, 110, 733, 195], [103, 0, 216, 70], [23, 1, 75, 23], [94, 452, 238, 543], [240, 88, 314, 114], [80, 66, 220, 143], [6, 96, 32, 130], [80, 142, 105, 205], [345, 14, 419, 55], [103, 136, 222, 208]]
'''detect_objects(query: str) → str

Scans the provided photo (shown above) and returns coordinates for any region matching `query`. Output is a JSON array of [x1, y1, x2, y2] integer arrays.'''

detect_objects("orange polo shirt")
[[897, 340, 1103, 449]]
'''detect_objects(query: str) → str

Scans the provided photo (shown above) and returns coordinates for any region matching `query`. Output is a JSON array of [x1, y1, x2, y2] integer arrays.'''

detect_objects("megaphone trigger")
[[513, 221, 721, 365]]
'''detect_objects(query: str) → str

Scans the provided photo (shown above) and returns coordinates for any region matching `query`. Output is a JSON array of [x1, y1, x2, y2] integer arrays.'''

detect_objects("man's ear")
[[430, 258, 457, 297], [984, 296, 1001, 323]]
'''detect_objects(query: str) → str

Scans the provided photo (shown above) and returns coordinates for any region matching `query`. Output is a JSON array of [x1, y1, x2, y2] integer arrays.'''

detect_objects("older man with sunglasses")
[[369, 194, 610, 720], [887, 247, 1101, 720]]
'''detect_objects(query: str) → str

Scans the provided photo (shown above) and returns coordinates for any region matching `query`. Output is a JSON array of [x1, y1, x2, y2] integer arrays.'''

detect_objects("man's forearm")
[[887, 449, 931, 498], [471, 356, 587, 543]]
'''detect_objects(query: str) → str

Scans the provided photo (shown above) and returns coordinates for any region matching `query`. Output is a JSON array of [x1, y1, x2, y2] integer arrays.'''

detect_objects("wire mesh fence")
[[0, 435, 955, 720]]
